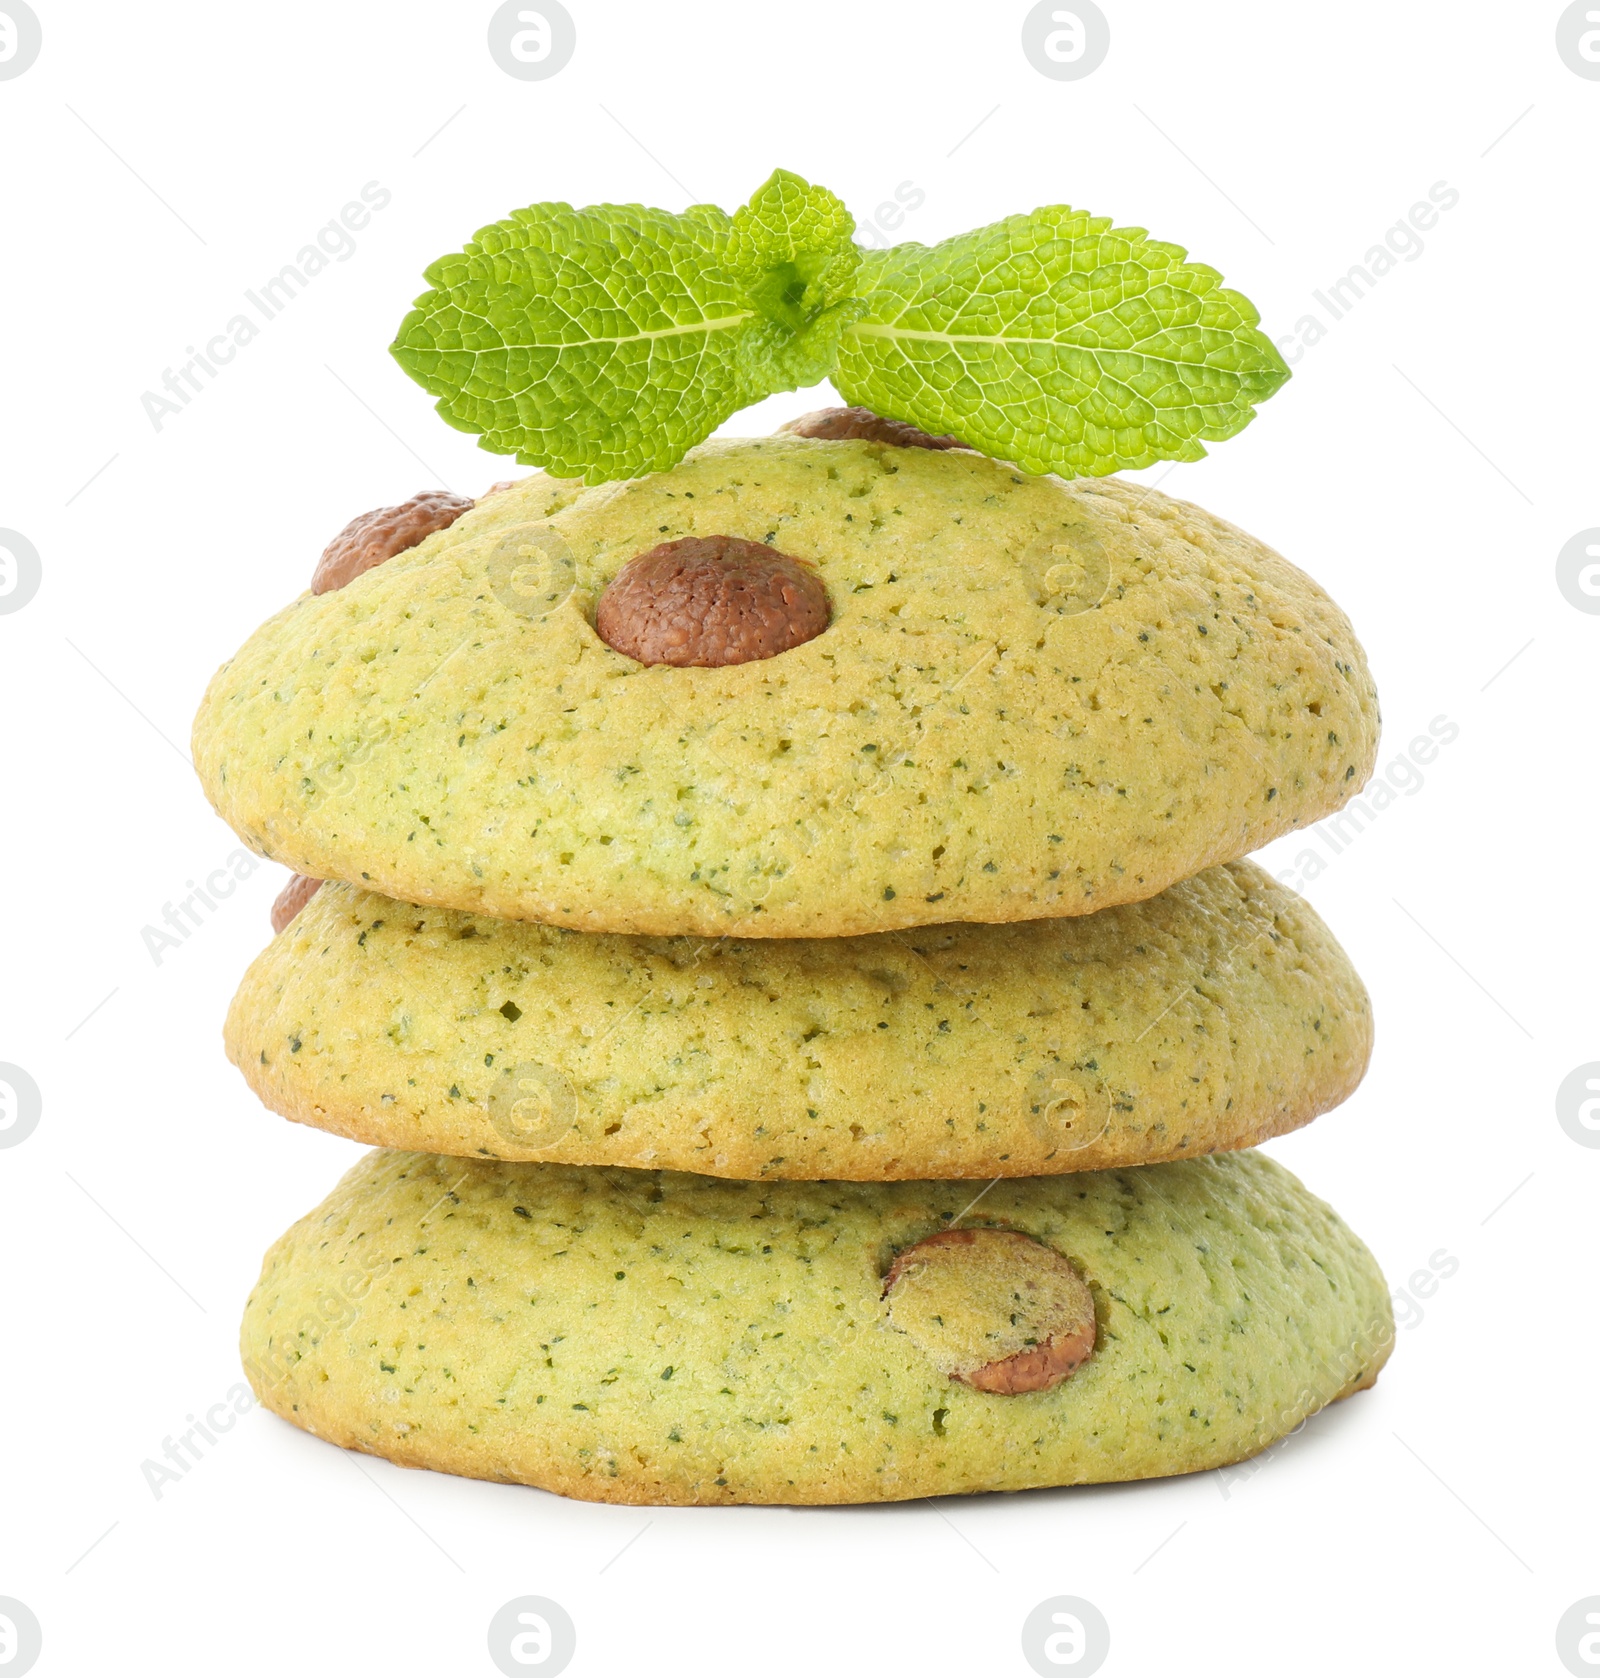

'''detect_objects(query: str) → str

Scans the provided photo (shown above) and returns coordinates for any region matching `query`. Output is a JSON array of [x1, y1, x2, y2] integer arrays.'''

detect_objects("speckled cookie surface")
[[241, 1150, 1393, 1505], [193, 437, 1378, 936], [226, 861, 1370, 1180]]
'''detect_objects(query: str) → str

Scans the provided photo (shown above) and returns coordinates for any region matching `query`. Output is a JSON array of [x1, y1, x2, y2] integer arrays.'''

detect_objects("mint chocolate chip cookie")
[[194, 438, 1377, 937], [242, 1148, 1392, 1505], [228, 861, 1369, 1180]]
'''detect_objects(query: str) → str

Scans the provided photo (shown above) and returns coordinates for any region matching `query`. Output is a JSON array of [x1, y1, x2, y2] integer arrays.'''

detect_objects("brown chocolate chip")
[[778, 405, 967, 452], [882, 1227, 1096, 1396], [961, 1324, 1097, 1395], [270, 874, 322, 934], [595, 535, 830, 668], [311, 491, 474, 594]]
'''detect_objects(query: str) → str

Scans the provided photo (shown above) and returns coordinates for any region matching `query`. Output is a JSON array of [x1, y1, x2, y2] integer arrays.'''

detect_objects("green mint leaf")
[[391, 172, 860, 484], [834, 207, 1290, 478], [726, 169, 865, 388], [727, 168, 860, 321], [391, 200, 749, 483]]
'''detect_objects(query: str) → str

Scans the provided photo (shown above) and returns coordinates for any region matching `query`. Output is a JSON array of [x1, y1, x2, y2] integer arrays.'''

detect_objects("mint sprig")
[[392, 171, 1288, 485]]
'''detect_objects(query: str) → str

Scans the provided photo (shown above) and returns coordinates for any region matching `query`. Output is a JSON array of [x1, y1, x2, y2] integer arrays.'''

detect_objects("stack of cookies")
[[194, 411, 1394, 1505]]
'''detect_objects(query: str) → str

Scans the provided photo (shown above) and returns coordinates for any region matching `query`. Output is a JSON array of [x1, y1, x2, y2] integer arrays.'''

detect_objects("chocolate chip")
[[595, 535, 831, 668], [270, 873, 322, 934], [882, 1227, 1097, 1395], [778, 406, 968, 451], [311, 491, 474, 594]]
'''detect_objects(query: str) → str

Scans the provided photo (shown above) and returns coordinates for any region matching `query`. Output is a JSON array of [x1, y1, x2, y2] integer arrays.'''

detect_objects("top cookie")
[[193, 437, 1378, 937]]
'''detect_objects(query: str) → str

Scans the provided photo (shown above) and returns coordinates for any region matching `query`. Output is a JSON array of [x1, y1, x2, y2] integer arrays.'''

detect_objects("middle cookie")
[[227, 859, 1369, 1180]]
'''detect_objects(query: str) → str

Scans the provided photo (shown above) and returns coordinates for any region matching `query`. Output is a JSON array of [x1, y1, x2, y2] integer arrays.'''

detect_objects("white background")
[[1, 4, 1594, 1675]]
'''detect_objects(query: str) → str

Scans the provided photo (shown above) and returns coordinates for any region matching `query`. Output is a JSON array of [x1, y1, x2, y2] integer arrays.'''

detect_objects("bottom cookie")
[[242, 1150, 1392, 1505]]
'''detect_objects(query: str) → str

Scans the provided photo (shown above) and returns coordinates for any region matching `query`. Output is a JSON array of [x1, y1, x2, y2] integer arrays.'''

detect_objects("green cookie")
[[228, 861, 1370, 1180], [195, 437, 1378, 937], [242, 1149, 1393, 1505]]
